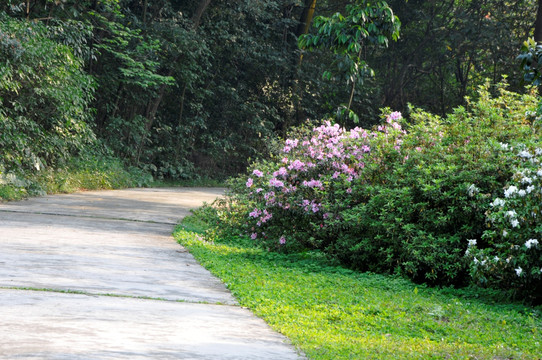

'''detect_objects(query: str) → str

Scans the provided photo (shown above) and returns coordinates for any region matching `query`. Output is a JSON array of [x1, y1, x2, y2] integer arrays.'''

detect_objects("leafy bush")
[[0, 163, 30, 200], [224, 83, 540, 295], [466, 143, 542, 303], [0, 150, 153, 202], [0, 12, 95, 174]]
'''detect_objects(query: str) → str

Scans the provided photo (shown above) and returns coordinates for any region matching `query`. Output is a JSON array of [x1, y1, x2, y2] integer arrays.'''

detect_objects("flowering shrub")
[[224, 83, 540, 293], [465, 144, 542, 301], [229, 114, 403, 252]]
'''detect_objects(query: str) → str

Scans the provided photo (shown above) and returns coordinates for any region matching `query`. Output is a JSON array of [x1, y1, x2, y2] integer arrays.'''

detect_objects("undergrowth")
[[174, 206, 542, 360], [0, 155, 152, 201]]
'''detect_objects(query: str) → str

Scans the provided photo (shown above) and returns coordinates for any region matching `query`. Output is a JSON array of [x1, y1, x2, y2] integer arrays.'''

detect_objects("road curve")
[[0, 188, 303, 359]]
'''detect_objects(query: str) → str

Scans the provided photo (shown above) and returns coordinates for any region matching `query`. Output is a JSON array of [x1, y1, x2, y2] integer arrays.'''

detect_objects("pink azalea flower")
[[288, 159, 305, 171], [269, 178, 284, 188], [249, 208, 262, 218], [389, 111, 402, 120], [273, 167, 288, 177]]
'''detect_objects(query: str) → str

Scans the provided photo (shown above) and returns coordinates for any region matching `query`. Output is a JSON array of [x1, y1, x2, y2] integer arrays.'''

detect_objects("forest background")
[[0, 0, 540, 188]]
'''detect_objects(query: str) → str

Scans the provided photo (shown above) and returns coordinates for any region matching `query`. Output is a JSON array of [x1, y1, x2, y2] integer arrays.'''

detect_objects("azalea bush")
[[223, 83, 540, 293], [227, 112, 403, 252], [466, 143, 542, 302]]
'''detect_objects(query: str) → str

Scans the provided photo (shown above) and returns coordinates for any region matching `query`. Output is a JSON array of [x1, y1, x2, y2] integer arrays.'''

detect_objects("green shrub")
[[0, 12, 95, 174], [338, 84, 538, 286], [223, 82, 540, 296], [0, 164, 29, 201], [466, 142, 542, 303]]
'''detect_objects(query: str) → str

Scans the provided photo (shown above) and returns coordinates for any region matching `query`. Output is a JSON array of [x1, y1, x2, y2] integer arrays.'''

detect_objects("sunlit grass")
[[0, 156, 152, 201], [174, 215, 542, 360]]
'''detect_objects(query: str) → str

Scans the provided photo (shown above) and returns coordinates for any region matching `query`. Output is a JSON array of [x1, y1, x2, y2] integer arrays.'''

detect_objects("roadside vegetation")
[[174, 82, 542, 358], [175, 207, 542, 360], [221, 84, 542, 304]]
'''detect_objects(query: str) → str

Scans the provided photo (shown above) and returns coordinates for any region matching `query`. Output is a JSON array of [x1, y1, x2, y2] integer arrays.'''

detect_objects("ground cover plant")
[[222, 83, 542, 302], [175, 208, 542, 359]]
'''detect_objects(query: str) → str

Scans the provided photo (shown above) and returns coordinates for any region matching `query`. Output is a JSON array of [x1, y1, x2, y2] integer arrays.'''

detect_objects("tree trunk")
[[192, 0, 212, 28], [173, 1, 211, 160], [142, 0, 149, 25], [346, 47, 363, 113], [134, 84, 168, 165], [293, 0, 318, 128], [296, 0, 317, 38], [174, 85, 187, 161], [535, 0, 542, 43], [87, 0, 98, 75]]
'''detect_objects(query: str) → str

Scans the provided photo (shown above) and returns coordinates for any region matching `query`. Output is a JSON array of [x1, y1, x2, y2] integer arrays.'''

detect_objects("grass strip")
[[174, 215, 542, 360]]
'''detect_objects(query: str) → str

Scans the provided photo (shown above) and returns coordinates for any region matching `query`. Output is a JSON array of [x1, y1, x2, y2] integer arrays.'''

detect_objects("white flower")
[[503, 230, 508, 237], [525, 239, 539, 249], [519, 150, 532, 159], [504, 186, 518, 198], [499, 142, 509, 150], [511, 219, 520, 228], [467, 184, 479, 197], [467, 239, 477, 247], [537, 169, 542, 177], [536, 148, 542, 155], [515, 267, 523, 276], [521, 177, 533, 184], [518, 189, 527, 197], [473, 257, 479, 264], [505, 210, 517, 218], [490, 198, 506, 207], [506, 257, 511, 263], [481, 260, 486, 266], [494, 256, 500, 262], [526, 185, 535, 194]]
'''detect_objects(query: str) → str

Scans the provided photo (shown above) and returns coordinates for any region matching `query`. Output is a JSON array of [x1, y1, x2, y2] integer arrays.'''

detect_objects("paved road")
[[0, 188, 302, 359]]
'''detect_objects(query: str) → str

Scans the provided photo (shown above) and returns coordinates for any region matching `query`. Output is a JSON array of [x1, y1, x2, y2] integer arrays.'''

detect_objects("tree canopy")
[[0, 0, 539, 179]]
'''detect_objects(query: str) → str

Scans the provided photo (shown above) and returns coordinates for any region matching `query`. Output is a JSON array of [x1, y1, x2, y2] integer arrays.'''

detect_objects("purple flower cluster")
[[240, 113, 404, 246]]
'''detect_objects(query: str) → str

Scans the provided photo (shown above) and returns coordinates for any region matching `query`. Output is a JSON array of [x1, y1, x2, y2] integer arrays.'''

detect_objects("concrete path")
[[0, 188, 302, 359]]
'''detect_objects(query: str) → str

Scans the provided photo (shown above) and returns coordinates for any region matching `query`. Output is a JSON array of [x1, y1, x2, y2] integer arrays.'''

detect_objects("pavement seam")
[[0, 209, 177, 225], [0, 286, 236, 307]]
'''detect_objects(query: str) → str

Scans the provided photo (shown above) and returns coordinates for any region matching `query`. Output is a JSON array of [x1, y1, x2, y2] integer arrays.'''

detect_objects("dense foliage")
[[370, 0, 536, 117], [222, 84, 541, 301], [298, 1, 400, 123], [0, 13, 95, 174], [1, 0, 538, 181]]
